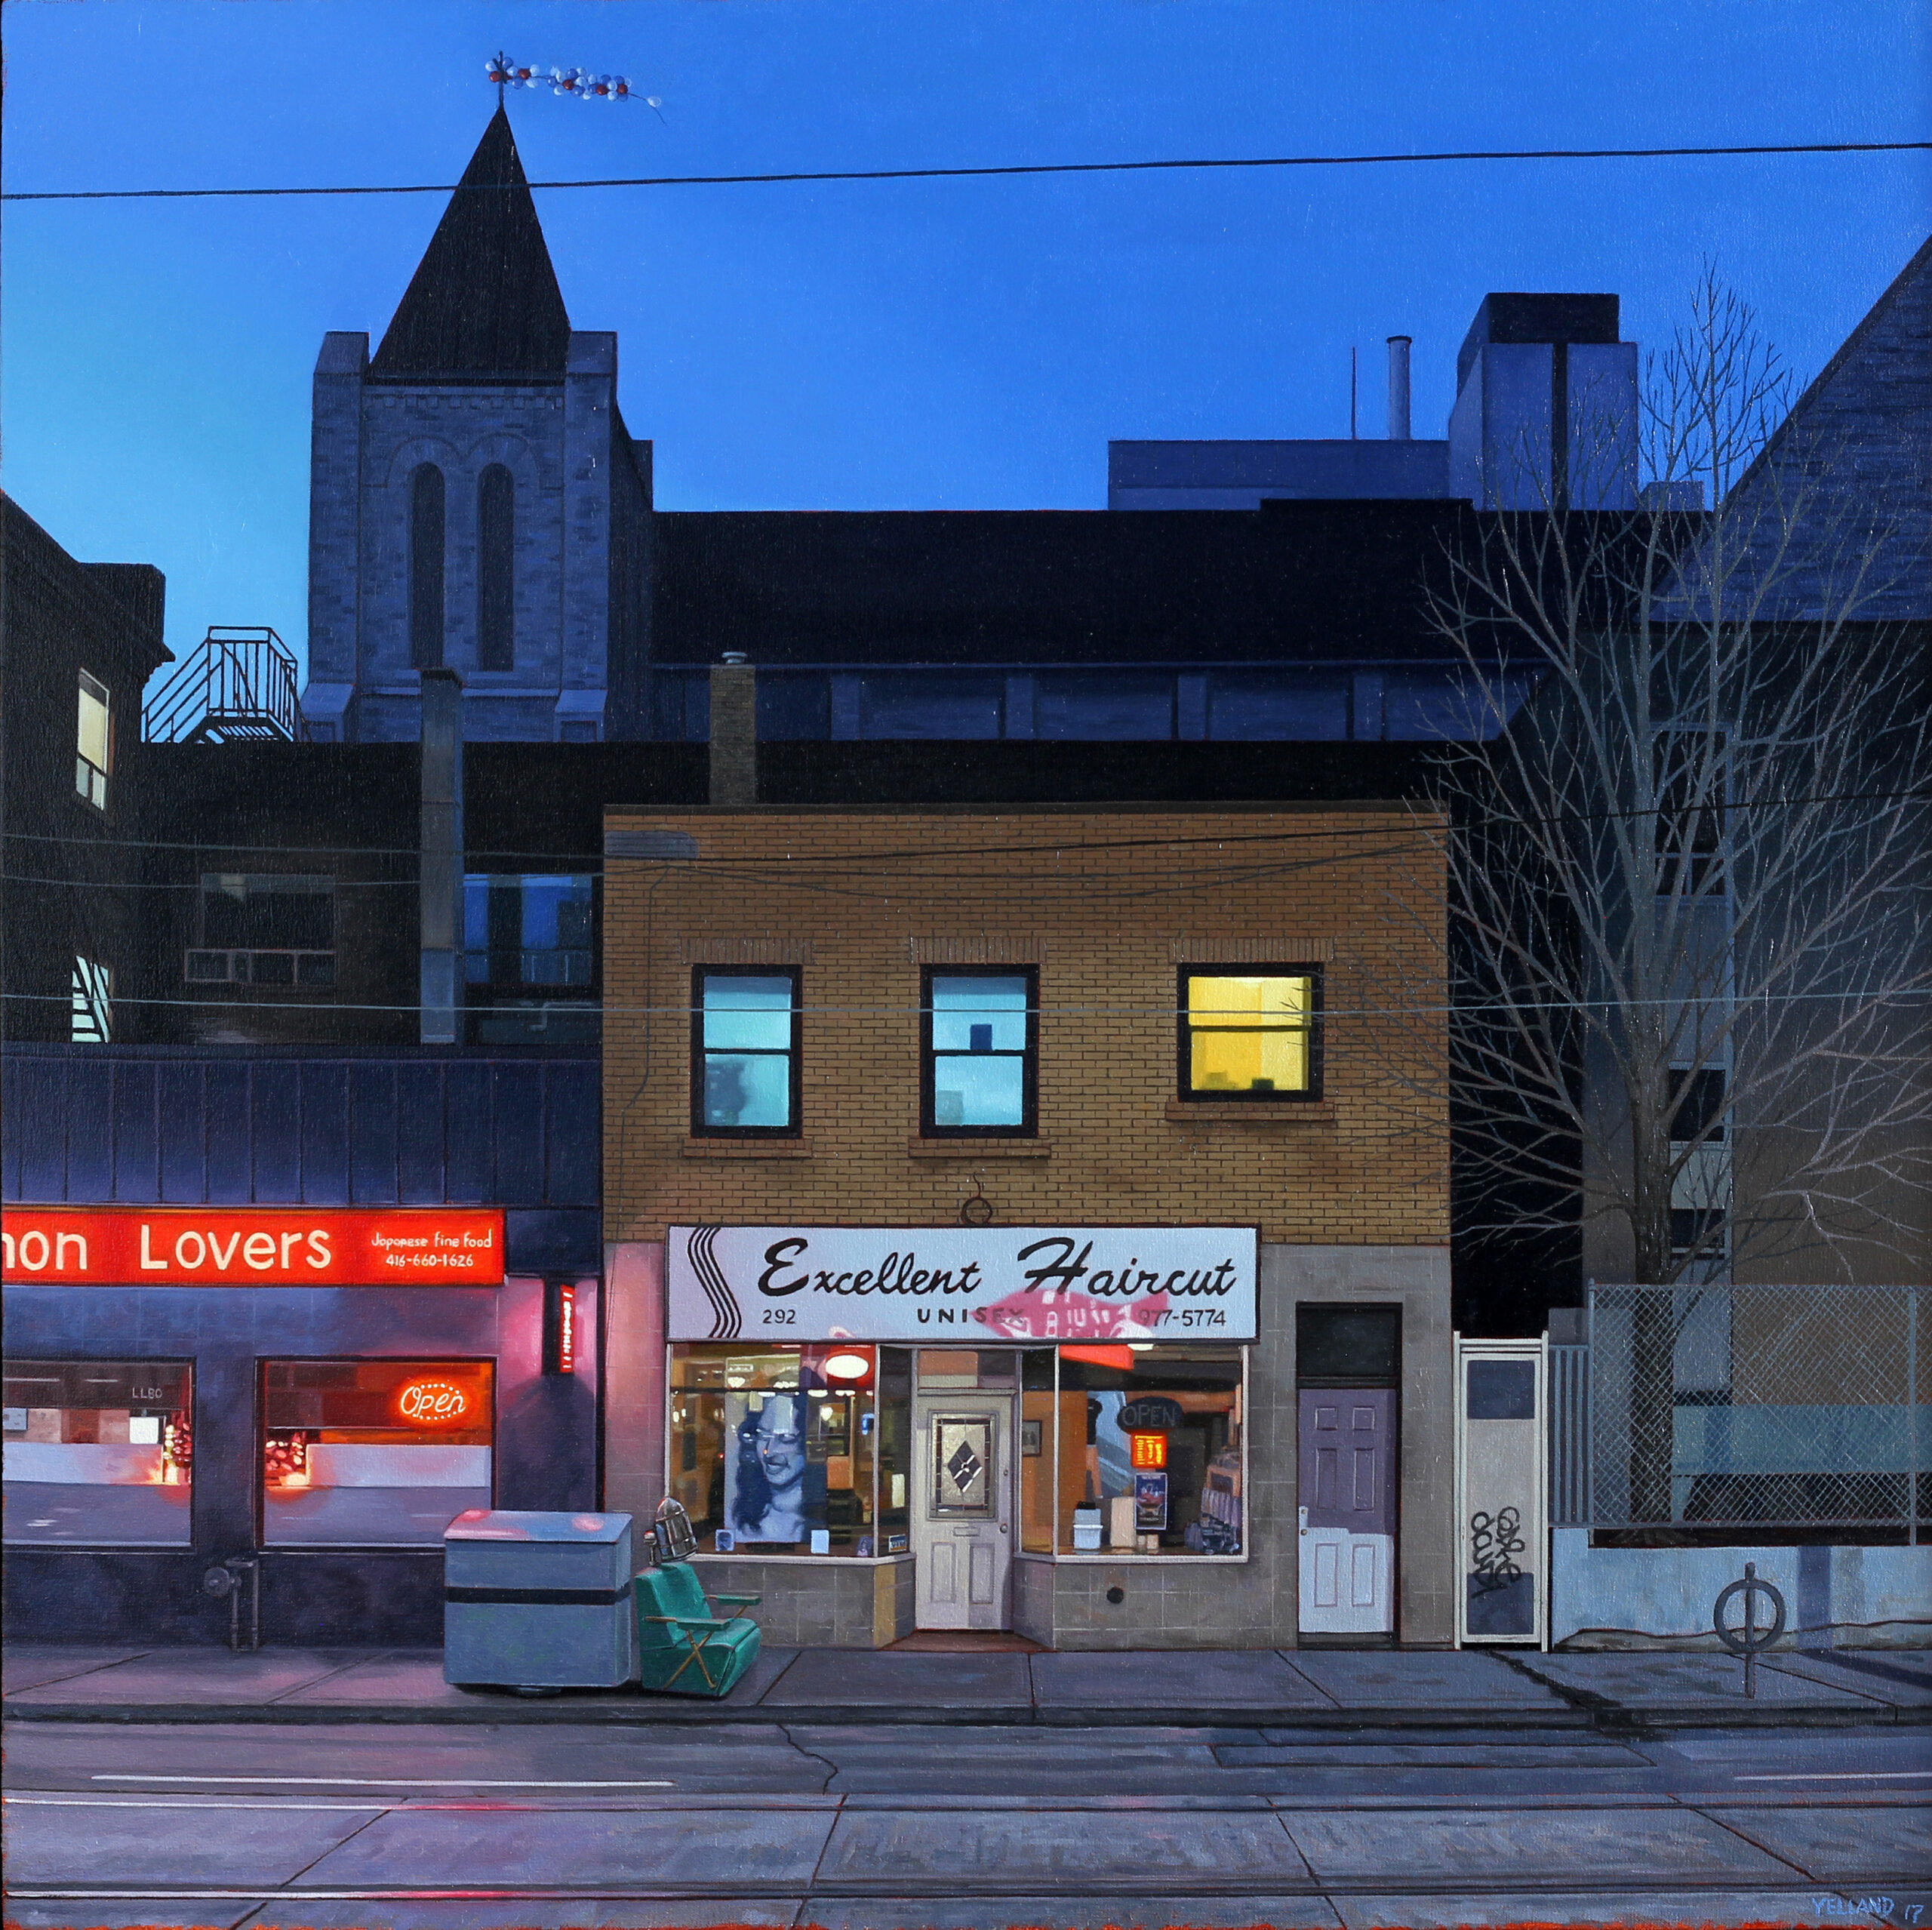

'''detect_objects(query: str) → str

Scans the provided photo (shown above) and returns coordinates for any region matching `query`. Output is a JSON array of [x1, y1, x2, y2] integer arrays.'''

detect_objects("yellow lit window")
[[1182, 971, 1317, 1099], [76, 669, 110, 808]]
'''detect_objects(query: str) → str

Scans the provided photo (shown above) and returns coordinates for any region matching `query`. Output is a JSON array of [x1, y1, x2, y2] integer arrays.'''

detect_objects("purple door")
[[1298, 1388, 1396, 1633]]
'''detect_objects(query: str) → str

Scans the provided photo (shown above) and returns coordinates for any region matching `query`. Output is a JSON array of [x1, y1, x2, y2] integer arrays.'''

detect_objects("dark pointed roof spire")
[[371, 104, 572, 376]]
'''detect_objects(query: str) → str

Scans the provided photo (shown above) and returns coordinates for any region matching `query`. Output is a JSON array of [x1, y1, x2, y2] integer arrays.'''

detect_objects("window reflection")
[[669, 1344, 897, 1555], [3, 1359, 192, 1546]]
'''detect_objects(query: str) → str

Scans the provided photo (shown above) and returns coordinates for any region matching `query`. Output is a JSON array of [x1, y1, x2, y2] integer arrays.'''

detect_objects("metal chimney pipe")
[[418, 669, 466, 1045], [709, 653, 757, 807], [1386, 335, 1413, 442]]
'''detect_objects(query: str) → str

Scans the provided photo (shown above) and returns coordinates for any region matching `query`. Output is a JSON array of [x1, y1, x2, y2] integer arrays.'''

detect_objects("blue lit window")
[[692, 969, 801, 1136], [463, 876, 595, 990], [922, 970, 1036, 1135]]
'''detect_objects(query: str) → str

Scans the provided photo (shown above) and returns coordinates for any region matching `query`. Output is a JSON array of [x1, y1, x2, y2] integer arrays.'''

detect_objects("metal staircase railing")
[[143, 626, 308, 743]]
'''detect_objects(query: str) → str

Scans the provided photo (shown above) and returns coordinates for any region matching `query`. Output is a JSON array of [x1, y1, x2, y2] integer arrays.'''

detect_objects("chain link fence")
[[1563, 1283, 1927, 1534]]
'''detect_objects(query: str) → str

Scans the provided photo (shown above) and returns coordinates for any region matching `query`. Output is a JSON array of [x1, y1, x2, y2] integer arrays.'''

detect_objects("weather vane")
[[488, 52, 663, 119]]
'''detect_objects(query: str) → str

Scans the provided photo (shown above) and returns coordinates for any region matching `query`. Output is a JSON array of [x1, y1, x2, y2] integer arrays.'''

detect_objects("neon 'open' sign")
[[396, 1380, 469, 1426]]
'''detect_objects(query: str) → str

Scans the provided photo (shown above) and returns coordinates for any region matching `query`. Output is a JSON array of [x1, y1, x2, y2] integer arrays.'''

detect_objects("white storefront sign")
[[668, 1225, 1257, 1344]]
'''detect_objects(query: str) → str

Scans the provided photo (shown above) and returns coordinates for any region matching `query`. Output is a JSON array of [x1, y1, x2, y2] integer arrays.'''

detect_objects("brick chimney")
[[709, 653, 756, 807]]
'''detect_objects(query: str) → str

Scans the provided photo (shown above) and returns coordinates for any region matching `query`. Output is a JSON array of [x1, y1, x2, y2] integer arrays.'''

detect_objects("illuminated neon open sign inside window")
[[395, 1380, 470, 1426]]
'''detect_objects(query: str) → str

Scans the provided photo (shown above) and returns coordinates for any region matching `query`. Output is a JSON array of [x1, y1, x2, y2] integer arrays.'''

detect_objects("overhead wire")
[[2, 783, 1924, 870], [7, 139, 1927, 203], [5, 986, 1926, 1020]]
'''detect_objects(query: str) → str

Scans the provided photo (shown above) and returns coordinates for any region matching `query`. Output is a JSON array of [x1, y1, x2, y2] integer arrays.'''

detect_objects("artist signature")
[[1810, 1896, 1923, 1922]]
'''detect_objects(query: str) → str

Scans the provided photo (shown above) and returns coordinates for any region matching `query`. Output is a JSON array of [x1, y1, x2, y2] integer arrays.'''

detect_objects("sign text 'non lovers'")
[[2, 1208, 505, 1286]]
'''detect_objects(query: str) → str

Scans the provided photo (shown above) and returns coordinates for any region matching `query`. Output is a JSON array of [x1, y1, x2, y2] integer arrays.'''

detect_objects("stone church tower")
[[300, 106, 652, 742]]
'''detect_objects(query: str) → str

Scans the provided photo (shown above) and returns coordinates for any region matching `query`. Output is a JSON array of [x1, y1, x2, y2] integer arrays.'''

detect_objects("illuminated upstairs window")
[[76, 669, 110, 808], [1180, 970, 1321, 1100]]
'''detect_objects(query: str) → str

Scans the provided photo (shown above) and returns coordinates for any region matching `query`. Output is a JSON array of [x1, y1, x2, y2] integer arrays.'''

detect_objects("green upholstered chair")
[[635, 1559, 762, 1697]]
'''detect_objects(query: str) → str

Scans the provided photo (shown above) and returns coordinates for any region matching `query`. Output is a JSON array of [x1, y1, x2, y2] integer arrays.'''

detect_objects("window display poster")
[[1134, 1470, 1168, 1531], [722, 1391, 813, 1546]]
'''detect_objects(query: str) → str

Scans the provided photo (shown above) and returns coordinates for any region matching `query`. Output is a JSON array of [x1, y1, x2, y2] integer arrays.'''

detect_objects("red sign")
[[1, 1208, 504, 1286], [395, 1379, 472, 1426], [1129, 1432, 1168, 1470]]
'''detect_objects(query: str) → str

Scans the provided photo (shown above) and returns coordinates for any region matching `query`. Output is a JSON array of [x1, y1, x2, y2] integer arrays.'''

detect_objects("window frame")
[[919, 965, 1040, 1139], [255, 1353, 497, 1551], [689, 965, 804, 1139], [189, 873, 337, 989], [476, 463, 516, 673], [2, 1354, 195, 1549], [71, 956, 113, 1044], [75, 667, 111, 811], [1176, 965, 1324, 1104], [408, 462, 447, 670]]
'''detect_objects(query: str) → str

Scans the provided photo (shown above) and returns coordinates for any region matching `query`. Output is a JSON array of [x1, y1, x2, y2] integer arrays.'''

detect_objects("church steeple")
[[371, 105, 572, 376]]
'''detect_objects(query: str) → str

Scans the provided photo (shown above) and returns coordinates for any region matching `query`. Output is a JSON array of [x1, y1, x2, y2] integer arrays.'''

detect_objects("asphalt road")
[[5, 1715, 1929, 1929]]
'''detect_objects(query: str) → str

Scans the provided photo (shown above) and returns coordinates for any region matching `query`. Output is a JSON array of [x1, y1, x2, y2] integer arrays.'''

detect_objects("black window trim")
[[920, 964, 1039, 1139], [690, 964, 804, 1139], [1177, 963, 1324, 1104]]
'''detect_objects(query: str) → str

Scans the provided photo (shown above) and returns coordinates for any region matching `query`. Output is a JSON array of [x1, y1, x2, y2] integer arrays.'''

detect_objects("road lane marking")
[[91, 1774, 676, 1788], [10, 1796, 390, 1811], [1734, 1771, 1932, 1781]]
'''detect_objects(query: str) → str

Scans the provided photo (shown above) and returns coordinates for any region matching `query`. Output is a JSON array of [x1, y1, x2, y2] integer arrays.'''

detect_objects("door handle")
[[998, 1522, 1008, 1534]]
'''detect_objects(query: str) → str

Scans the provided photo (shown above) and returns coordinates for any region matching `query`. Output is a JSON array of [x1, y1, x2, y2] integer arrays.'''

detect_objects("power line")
[[8, 987, 1927, 1020], [6, 139, 1927, 204], [2, 785, 1925, 868]]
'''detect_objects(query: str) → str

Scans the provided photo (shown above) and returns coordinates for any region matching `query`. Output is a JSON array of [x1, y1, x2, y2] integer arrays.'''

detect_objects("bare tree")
[[1372, 269, 1930, 1325]]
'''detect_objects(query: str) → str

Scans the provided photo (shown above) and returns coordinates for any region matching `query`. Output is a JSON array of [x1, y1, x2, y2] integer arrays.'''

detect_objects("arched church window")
[[478, 464, 515, 672], [408, 463, 446, 669]]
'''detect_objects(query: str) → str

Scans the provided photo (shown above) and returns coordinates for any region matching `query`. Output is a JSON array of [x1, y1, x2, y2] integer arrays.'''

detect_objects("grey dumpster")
[[444, 1509, 637, 1689]]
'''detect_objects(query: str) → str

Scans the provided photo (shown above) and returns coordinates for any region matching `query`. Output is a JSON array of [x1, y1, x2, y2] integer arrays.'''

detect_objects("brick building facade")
[[601, 804, 1457, 1649]]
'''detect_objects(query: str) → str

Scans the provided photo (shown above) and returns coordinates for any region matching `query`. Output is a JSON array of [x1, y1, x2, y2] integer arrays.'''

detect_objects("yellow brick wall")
[[604, 805, 1449, 1245]]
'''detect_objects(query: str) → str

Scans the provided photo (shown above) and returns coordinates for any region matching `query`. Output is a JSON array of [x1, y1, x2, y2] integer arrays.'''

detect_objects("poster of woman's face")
[[724, 1392, 807, 1545]]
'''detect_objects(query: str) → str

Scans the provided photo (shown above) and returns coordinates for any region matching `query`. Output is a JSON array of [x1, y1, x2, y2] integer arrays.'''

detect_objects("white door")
[[913, 1394, 1012, 1630]]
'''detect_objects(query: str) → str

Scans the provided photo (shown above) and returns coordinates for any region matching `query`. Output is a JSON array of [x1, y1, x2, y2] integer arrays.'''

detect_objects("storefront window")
[[260, 1359, 493, 1547], [669, 1344, 909, 1556], [1053, 1345, 1244, 1556], [1019, 1347, 1060, 1553], [876, 1347, 912, 1554], [3, 1359, 192, 1546]]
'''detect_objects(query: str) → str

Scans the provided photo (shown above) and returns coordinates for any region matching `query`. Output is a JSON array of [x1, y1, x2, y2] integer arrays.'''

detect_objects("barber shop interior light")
[[823, 1351, 872, 1383]]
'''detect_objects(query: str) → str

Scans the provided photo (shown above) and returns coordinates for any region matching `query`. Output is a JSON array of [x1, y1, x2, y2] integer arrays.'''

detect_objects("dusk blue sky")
[[4, 1, 1927, 682]]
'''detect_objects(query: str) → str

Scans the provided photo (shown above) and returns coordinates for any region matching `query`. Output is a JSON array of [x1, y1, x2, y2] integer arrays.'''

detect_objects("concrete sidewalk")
[[5, 1640, 1926, 1728]]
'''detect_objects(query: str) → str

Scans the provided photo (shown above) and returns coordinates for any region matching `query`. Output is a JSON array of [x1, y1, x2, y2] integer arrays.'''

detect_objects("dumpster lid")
[[445, 1509, 632, 1544]]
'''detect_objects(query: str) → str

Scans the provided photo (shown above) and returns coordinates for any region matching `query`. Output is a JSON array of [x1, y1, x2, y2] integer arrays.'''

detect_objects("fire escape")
[[143, 627, 309, 743]]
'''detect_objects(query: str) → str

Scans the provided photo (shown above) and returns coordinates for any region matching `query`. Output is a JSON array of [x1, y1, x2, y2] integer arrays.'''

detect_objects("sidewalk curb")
[[4, 1696, 1917, 1729]]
